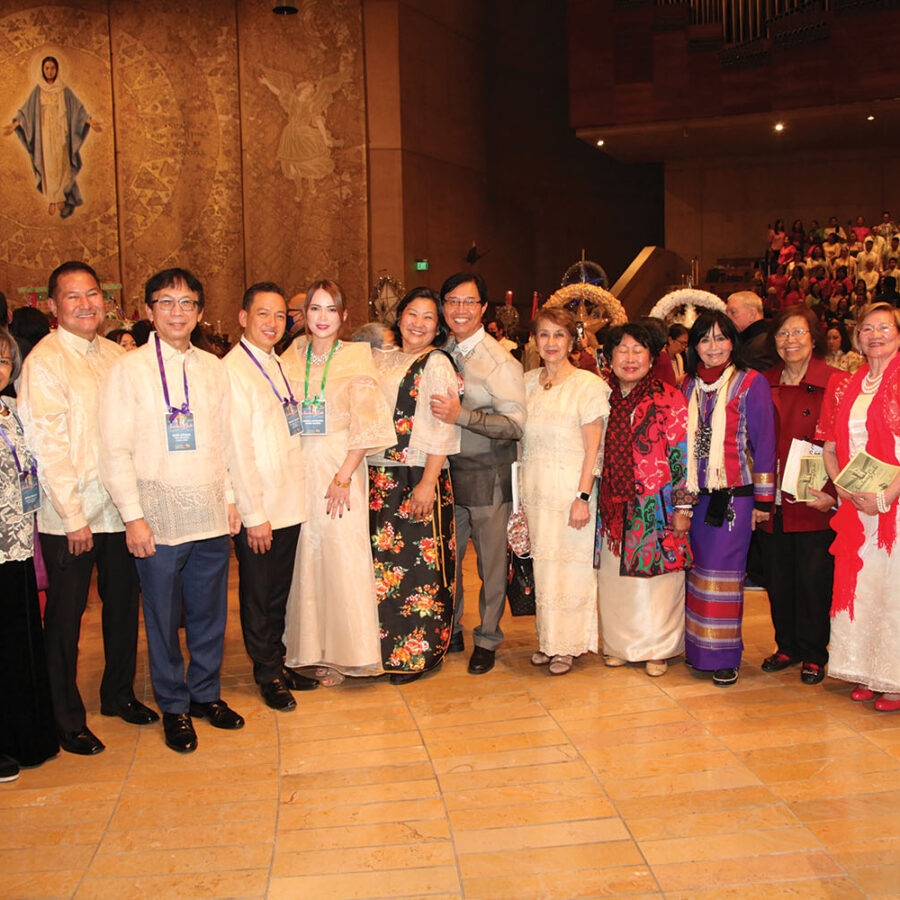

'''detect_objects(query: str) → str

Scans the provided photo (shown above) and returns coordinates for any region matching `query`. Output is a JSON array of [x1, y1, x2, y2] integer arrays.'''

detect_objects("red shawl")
[[821, 354, 900, 617]]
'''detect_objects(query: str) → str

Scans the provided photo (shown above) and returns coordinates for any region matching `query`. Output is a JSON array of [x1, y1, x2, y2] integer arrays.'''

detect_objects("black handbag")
[[507, 548, 536, 616]]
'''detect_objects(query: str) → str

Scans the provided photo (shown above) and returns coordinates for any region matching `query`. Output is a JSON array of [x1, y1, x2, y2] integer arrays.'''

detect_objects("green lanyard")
[[304, 341, 339, 404]]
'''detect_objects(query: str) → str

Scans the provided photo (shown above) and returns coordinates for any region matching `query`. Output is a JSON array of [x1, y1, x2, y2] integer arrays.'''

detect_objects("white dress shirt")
[[99, 336, 234, 546], [224, 338, 307, 530], [18, 328, 126, 535]]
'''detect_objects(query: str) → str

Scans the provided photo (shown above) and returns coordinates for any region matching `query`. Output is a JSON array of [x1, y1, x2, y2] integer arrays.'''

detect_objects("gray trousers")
[[452, 482, 510, 650]]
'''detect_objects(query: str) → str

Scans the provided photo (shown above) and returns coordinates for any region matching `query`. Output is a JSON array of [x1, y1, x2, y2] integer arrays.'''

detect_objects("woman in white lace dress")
[[820, 302, 900, 711], [521, 308, 609, 675], [281, 281, 395, 685]]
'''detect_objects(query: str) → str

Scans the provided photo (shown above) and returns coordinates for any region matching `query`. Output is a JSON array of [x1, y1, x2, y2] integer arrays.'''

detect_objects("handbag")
[[506, 461, 531, 557], [507, 549, 535, 616], [506, 461, 535, 616]]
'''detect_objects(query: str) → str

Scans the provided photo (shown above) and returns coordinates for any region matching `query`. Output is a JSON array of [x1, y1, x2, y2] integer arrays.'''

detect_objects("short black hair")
[[242, 281, 287, 312], [668, 323, 689, 341], [392, 287, 449, 348], [684, 310, 747, 375], [603, 322, 658, 364], [10, 306, 51, 358], [144, 268, 205, 310], [439, 272, 488, 307], [131, 319, 153, 346], [0, 291, 7, 324], [48, 260, 100, 299]]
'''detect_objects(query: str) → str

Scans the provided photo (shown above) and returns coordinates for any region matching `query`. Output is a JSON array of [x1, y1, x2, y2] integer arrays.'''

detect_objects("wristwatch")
[[575, 491, 590, 502]]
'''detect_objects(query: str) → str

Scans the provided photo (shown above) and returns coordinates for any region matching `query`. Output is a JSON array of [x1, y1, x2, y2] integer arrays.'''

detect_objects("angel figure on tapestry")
[[258, 51, 353, 201], [4, 55, 101, 219]]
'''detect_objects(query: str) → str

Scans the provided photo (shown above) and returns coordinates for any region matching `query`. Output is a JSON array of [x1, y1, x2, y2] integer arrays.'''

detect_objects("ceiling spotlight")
[[595, 138, 605, 147], [774, 122, 785, 132], [272, 4, 298, 14], [867, 115, 875, 121]]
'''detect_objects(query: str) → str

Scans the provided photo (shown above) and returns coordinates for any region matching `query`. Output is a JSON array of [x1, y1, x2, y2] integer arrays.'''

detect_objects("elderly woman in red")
[[819, 302, 900, 711], [757, 306, 840, 686]]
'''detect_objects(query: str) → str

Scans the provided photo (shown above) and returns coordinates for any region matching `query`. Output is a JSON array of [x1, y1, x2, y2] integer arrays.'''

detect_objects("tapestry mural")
[[0, 0, 368, 329]]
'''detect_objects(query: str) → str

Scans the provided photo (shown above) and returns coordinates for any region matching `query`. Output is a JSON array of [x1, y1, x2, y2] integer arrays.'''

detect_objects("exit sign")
[[415, 259, 429, 271]]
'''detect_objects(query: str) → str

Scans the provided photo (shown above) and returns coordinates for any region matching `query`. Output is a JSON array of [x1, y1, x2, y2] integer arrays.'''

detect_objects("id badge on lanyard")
[[239, 341, 303, 437], [156, 335, 196, 452], [300, 401, 326, 434], [284, 400, 302, 436], [0, 414, 41, 513]]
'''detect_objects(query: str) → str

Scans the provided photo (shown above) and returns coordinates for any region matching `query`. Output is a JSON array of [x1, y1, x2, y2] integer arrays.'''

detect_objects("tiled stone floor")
[[3, 549, 900, 899]]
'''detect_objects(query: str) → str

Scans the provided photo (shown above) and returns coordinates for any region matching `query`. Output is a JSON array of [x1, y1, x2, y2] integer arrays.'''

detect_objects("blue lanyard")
[[155, 334, 191, 422], [0, 409, 36, 477], [239, 340, 297, 407]]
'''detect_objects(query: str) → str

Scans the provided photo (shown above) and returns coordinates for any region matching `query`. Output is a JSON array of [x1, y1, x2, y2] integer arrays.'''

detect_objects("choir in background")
[[2, 259, 900, 783]]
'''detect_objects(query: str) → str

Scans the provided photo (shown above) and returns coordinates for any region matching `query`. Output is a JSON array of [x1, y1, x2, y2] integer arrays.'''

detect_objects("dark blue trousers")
[[135, 535, 230, 714]]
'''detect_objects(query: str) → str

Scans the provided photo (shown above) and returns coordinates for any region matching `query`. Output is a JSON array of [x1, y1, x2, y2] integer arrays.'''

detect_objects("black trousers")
[[233, 523, 301, 684], [39, 531, 140, 732], [758, 509, 834, 666]]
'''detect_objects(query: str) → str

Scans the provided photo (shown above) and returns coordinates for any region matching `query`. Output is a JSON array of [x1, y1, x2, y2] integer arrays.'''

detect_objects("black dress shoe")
[[189, 699, 245, 730], [162, 713, 198, 753], [101, 698, 160, 725], [801, 662, 825, 685], [0, 753, 20, 782], [282, 667, 319, 691], [389, 671, 423, 685], [447, 632, 464, 654], [468, 646, 495, 675], [713, 667, 739, 687], [57, 727, 105, 756], [260, 678, 296, 711], [761, 652, 799, 672]]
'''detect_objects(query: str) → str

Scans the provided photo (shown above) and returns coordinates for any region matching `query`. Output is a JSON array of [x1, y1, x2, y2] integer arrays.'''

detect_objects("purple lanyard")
[[239, 340, 297, 407], [155, 334, 191, 422], [0, 410, 35, 477]]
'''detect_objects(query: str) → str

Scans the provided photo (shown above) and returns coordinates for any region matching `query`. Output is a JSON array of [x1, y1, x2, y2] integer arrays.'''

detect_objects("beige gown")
[[281, 340, 395, 674]]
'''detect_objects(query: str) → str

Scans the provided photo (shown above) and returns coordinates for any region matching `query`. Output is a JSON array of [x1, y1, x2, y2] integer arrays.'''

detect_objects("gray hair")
[[0, 327, 22, 383], [351, 322, 394, 349]]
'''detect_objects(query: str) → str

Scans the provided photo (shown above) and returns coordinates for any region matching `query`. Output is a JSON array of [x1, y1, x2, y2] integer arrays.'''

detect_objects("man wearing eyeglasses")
[[726, 291, 774, 373], [430, 272, 526, 675], [18, 260, 155, 756], [99, 268, 244, 753]]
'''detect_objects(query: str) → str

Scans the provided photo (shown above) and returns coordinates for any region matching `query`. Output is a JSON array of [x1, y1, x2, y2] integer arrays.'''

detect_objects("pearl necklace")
[[861, 370, 883, 395], [310, 340, 340, 366]]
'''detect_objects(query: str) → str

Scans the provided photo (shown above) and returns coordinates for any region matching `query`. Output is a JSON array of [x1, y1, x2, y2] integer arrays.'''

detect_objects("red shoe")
[[851, 687, 876, 701], [874, 696, 900, 712]]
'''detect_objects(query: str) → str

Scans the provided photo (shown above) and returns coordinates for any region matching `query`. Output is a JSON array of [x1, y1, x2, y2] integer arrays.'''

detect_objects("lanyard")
[[304, 341, 339, 404], [239, 340, 296, 406], [0, 410, 35, 477], [155, 334, 191, 422]]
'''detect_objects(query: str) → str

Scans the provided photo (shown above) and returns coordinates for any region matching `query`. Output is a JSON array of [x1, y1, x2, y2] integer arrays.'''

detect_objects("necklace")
[[310, 340, 340, 366], [862, 370, 883, 394]]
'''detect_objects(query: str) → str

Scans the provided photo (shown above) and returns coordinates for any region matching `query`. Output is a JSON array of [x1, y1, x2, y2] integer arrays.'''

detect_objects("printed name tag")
[[284, 400, 302, 436], [166, 412, 197, 451], [301, 401, 326, 435], [20, 469, 40, 513]]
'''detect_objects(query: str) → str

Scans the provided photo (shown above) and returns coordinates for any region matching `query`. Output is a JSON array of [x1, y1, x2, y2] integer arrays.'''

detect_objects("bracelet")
[[674, 507, 693, 519], [877, 490, 890, 514], [333, 475, 352, 488]]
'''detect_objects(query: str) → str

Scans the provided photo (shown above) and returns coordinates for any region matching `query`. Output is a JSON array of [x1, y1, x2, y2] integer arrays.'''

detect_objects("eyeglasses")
[[444, 297, 481, 309], [150, 296, 199, 312], [859, 323, 898, 336], [774, 328, 810, 341]]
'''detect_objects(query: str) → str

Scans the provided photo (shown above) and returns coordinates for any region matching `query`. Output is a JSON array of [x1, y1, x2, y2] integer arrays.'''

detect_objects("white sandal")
[[604, 655, 626, 667], [531, 652, 551, 666], [549, 655, 574, 675], [314, 666, 345, 687], [645, 660, 667, 677]]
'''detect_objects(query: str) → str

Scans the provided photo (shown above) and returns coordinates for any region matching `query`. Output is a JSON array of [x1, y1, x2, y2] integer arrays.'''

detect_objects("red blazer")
[[761, 355, 840, 533]]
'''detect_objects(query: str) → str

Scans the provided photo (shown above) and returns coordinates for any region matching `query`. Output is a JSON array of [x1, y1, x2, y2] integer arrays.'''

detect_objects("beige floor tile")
[[280, 743, 429, 774], [74, 869, 268, 899], [788, 789, 900, 822], [279, 760, 434, 790], [639, 825, 822, 865], [457, 839, 643, 877], [0, 822, 106, 850], [616, 784, 780, 819], [0, 846, 94, 874], [664, 878, 868, 899], [453, 817, 629, 854], [440, 777, 609, 811], [418, 714, 561, 744], [2, 870, 84, 900], [268, 865, 460, 900], [447, 795, 616, 829], [583, 747, 741, 780], [107, 799, 276, 830], [652, 851, 844, 892], [279, 778, 441, 811], [278, 797, 446, 830], [846, 863, 900, 895], [97, 820, 276, 853], [746, 750, 900, 784], [605, 765, 761, 802], [460, 865, 657, 900], [272, 840, 456, 876], [437, 759, 593, 791], [86, 844, 272, 877], [276, 820, 452, 851], [629, 803, 799, 841], [425, 725, 568, 758], [431, 742, 581, 774]]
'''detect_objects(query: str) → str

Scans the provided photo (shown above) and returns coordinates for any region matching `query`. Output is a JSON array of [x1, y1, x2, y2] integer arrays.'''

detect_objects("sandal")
[[548, 655, 573, 675], [603, 655, 626, 667], [645, 660, 667, 677], [314, 667, 345, 687], [531, 652, 551, 666]]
